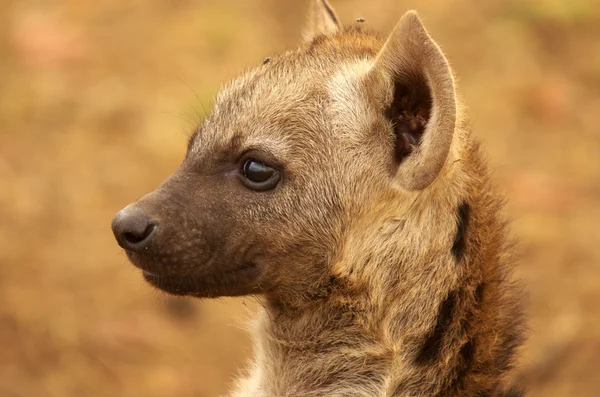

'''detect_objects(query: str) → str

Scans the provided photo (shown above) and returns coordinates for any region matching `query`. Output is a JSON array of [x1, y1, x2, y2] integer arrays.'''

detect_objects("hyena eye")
[[241, 159, 280, 191]]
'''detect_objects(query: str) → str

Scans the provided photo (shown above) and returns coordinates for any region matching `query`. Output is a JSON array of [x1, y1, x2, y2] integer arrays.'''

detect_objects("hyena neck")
[[252, 143, 524, 397]]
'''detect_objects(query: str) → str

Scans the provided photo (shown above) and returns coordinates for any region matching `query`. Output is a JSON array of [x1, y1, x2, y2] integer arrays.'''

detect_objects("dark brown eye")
[[241, 159, 280, 190]]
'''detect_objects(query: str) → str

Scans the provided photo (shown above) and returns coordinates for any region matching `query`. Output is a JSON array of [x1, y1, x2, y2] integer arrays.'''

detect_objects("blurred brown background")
[[1, 0, 599, 396]]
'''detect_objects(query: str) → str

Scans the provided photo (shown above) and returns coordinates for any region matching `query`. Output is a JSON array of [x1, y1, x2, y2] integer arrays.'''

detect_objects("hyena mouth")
[[141, 262, 261, 297]]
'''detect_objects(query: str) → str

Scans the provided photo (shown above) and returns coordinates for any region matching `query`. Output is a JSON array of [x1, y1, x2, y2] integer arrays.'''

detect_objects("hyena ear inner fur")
[[303, 0, 340, 41], [367, 11, 457, 191]]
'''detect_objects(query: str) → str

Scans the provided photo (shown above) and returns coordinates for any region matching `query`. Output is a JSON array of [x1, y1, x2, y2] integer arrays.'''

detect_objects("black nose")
[[111, 207, 158, 251]]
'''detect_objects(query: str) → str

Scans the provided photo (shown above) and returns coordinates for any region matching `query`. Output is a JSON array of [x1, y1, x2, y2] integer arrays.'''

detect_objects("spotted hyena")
[[112, 1, 524, 396]]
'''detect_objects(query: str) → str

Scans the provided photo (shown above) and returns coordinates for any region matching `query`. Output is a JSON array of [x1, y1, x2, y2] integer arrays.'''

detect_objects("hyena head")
[[111, 0, 457, 304]]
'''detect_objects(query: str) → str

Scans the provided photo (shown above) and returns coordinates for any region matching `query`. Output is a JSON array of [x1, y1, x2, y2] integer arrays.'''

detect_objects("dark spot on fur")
[[475, 283, 485, 304], [263, 57, 271, 65], [452, 202, 471, 260], [356, 17, 365, 23], [446, 337, 477, 394], [495, 329, 523, 372], [415, 290, 457, 365], [460, 339, 476, 368]]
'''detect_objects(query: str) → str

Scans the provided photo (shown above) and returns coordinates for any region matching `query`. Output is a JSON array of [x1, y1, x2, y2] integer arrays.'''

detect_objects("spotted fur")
[[229, 3, 524, 397], [114, 1, 525, 396]]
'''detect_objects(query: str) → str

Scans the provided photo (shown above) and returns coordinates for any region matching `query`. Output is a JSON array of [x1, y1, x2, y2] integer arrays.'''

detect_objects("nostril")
[[124, 223, 156, 245], [111, 207, 159, 251]]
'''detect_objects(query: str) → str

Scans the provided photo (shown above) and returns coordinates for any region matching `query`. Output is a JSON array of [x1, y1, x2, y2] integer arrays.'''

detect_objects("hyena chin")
[[112, 1, 525, 396]]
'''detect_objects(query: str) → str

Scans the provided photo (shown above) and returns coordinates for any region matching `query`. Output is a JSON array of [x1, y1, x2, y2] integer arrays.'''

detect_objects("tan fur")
[[113, 2, 525, 396], [225, 5, 523, 397]]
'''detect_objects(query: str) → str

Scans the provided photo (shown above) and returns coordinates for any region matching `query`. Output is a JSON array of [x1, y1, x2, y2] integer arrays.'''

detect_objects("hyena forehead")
[[189, 43, 379, 157], [326, 58, 376, 138], [188, 63, 318, 157]]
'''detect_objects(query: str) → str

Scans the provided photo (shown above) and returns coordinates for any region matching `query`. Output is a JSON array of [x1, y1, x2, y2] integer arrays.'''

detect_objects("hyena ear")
[[303, 0, 340, 42], [368, 11, 457, 191]]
